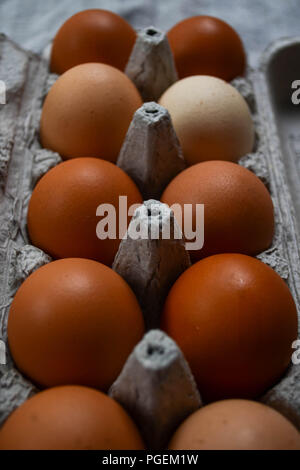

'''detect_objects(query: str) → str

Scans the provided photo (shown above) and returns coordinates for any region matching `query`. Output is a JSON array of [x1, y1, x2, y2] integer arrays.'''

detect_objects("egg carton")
[[0, 27, 300, 449]]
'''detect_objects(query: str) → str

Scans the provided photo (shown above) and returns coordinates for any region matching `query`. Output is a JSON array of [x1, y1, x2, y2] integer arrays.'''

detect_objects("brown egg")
[[159, 76, 254, 165], [40, 63, 142, 162], [50, 9, 136, 74], [0, 386, 144, 450], [8, 258, 144, 390], [169, 400, 300, 450], [161, 161, 274, 261], [161, 254, 298, 402], [27, 158, 142, 266], [168, 16, 246, 80]]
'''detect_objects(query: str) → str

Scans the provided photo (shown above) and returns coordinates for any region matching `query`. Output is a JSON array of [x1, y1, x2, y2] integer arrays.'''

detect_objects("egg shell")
[[159, 75, 254, 165], [168, 399, 300, 450], [161, 160, 274, 260], [161, 254, 298, 402], [8, 258, 145, 390], [168, 16, 246, 81], [27, 157, 143, 265], [50, 9, 136, 74], [40, 63, 142, 162], [0, 386, 145, 450]]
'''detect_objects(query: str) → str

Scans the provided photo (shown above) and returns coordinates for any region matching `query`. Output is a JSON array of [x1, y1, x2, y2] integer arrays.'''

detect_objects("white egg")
[[159, 75, 254, 165]]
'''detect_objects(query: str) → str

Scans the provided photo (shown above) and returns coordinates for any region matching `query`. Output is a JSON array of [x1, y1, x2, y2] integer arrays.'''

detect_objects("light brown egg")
[[50, 9, 136, 74], [27, 158, 142, 266], [161, 254, 298, 402], [169, 400, 300, 450], [0, 386, 145, 450], [161, 160, 274, 261], [8, 258, 144, 390], [40, 63, 142, 162], [168, 16, 246, 81], [159, 75, 254, 166]]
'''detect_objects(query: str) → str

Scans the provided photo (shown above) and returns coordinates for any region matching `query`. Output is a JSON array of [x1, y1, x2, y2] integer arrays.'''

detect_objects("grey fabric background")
[[0, 0, 299, 67]]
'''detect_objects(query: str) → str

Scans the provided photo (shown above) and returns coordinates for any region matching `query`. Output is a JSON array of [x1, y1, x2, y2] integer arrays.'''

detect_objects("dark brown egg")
[[161, 254, 298, 402], [169, 400, 300, 450], [8, 258, 144, 390], [161, 161, 274, 261], [0, 386, 145, 450], [168, 16, 246, 81], [27, 158, 142, 266], [50, 9, 136, 74]]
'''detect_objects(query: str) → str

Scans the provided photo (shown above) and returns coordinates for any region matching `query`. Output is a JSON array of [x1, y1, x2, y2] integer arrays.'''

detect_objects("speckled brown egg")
[[40, 63, 142, 162], [159, 75, 254, 166], [50, 9, 136, 74], [161, 160, 274, 261], [168, 16, 246, 81], [0, 386, 145, 450], [8, 258, 144, 390], [27, 158, 142, 266], [169, 400, 300, 450], [161, 254, 298, 402]]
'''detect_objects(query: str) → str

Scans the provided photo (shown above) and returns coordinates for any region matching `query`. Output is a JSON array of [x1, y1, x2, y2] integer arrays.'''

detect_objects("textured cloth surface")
[[0, 0, 299, 66]]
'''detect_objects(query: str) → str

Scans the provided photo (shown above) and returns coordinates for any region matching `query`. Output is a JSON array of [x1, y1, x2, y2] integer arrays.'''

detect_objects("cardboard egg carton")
[[0, 27, 300, 448]]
